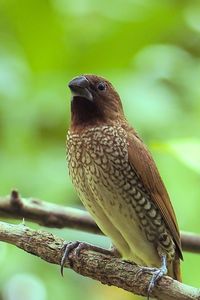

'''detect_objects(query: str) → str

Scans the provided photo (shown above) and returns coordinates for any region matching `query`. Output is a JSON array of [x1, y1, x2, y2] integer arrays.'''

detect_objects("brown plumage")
[[66, 74, 182, 282]]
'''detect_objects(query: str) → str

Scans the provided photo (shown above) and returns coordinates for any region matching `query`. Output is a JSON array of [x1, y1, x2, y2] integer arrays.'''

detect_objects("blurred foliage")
[[0, 0, 200, 299]]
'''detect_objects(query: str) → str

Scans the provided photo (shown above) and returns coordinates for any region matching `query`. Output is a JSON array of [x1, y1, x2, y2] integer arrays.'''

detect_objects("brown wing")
[[127, 127, 183, 260]]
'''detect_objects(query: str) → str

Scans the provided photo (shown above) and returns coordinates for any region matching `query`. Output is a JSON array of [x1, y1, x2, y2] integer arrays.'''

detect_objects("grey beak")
[[68, 76, 93, 101]]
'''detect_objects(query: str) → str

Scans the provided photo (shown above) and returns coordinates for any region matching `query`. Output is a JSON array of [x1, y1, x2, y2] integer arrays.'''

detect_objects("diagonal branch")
[[0, 221, 199, 300], [0, 190, 199, 254]]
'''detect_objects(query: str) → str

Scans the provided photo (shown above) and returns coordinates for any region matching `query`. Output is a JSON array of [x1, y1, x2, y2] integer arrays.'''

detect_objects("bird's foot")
[[60, 241, 113, 276], [135, 256, 167, 300]]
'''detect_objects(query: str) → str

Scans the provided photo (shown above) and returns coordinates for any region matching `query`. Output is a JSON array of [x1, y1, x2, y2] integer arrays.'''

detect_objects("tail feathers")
[[168, 258, 182, 282]]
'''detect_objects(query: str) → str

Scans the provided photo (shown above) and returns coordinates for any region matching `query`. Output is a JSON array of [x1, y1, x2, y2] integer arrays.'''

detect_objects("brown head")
[[68, 75, 125, 129]]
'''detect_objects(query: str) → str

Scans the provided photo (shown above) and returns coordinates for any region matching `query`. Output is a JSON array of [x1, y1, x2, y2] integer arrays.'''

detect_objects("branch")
[[0, 190, 99, 233], [0, 221, 199, 300], [0, 191, 199, 254]]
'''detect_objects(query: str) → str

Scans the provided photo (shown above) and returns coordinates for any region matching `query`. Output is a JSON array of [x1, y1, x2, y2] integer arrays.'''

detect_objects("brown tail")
[[168, 258, 182, 282]]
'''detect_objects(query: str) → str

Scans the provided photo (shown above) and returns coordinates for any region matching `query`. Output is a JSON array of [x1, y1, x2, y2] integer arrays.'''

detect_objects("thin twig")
[[0, 190, 99, 233]]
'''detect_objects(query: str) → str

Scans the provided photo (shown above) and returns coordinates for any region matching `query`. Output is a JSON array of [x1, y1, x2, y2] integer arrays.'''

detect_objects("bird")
[[63, 74, 182, 296]]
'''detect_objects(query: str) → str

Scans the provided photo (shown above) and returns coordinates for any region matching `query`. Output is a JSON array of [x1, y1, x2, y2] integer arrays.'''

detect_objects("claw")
[[60, 241, 80, 276], [134, 256, 167, 300], [135, 266, 158, 281], [60, 241, 112, 276], [147, 256, 167, 299]]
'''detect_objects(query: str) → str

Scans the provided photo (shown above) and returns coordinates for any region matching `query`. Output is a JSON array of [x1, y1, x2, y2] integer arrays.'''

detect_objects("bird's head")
[[68, 75, 125, 129]]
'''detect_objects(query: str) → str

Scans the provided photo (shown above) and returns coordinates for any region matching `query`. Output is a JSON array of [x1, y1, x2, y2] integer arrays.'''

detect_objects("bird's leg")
[[146, 255, 167, 299], [135, 255, 167, 300], [60, 241, 115, 276]]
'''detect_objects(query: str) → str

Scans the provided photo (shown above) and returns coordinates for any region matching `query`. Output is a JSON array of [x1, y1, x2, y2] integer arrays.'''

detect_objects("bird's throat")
[[71, 97, 106, 129]]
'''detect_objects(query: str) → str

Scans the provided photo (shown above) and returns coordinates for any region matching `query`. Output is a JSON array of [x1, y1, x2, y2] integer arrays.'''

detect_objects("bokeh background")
[[1, 0, 200, 299]]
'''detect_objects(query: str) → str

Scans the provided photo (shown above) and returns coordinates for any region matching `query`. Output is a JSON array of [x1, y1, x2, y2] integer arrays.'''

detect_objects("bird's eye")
[[97, 82, 106, 91]]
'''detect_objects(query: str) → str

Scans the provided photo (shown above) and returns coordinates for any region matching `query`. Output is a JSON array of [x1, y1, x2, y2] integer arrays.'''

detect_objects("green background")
[[1, 0, 200, 299]]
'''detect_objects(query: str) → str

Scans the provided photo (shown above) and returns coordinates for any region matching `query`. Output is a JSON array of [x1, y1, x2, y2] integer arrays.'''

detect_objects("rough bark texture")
[[0, 221, 199, 300]]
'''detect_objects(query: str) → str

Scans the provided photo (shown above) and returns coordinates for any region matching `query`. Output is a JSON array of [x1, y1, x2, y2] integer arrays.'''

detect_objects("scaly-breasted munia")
[[62, 74, 182, 295]]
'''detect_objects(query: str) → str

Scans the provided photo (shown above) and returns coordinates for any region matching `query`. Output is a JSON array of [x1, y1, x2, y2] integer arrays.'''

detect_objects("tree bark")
[[0, 221, 199, 300]]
